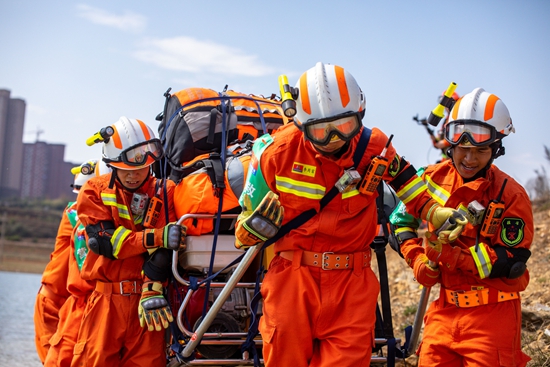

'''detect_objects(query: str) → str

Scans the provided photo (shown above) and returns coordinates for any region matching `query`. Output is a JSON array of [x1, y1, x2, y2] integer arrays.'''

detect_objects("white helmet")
[[94, 159, 112, 176], [71, 160, 98, 193], [445, 88, 514, 147], [101, 116, 163, 170], [293, 62, 366, 146]]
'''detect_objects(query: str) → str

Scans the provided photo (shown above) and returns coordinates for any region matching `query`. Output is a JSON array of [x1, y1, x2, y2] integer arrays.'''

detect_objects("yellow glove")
[[235, 191, 284, 249], [426, 204, 467, 243], [413, 254, 440, 287], [424, 237, 462, 271], [138, 281, 173, 331]]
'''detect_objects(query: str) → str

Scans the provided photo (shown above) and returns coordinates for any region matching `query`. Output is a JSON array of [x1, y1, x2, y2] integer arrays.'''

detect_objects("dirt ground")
[[2, 209, 549, 366]]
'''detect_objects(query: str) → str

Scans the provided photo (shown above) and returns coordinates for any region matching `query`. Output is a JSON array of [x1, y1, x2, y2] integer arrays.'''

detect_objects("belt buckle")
[[322, 252, 334, 270], [119, 280, 137, 296]]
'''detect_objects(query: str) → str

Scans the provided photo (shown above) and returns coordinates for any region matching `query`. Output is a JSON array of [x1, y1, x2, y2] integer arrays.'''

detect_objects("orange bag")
[[173, 146, 251, 235]]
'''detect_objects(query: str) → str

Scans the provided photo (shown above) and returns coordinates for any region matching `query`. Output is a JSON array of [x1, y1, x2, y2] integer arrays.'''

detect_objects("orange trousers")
[[70, 287, 166, 367], [34, 286, 65, 363], [44, 295, 87, 367], [259, 255, 380, 367], [418, 298, 531, 367]]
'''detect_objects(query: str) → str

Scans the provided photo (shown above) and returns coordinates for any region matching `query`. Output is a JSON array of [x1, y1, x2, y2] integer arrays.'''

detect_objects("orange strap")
[[279, 250, 371, 270], [444, 287, 519, 308], [95, 280, 142, 295], [39, 284, 66, 307]]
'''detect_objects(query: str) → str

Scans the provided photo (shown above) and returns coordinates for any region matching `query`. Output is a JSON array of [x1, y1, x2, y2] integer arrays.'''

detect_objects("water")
[[0, 271, 43, 367]]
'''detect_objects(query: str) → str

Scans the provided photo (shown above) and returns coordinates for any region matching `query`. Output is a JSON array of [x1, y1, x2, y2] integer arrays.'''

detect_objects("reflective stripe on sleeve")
[[111, 226, 132, 259], [425, 175, 450, 205], [469, 243, 493, 279], [395, 176, 427, 204]]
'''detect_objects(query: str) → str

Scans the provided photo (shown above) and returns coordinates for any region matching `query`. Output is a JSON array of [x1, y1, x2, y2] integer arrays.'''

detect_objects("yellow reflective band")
[[275, 176, 325, 199], [342, 189, 360, 199], [111, 226, 132, 259], [394, 226, 416, 235], [425, 175, 450, 206], [469, 243, 492, 279], [100, 193, 131, 220], [396, 177, 427, 204]]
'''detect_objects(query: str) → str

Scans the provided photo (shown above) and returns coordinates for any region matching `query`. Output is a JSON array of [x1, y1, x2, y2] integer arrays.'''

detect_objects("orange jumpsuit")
[[44, 219, 94, 367], [241, 124, 436, 367], [70, 173, 176, 367], [397, 161, 533, 367], [34, 202, 75, 363]]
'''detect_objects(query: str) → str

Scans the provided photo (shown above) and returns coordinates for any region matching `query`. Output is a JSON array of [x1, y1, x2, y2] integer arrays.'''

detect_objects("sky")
[[1, 0, 549, 190]]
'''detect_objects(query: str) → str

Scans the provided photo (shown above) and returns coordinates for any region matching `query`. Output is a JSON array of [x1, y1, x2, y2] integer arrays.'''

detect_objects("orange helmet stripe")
[[484, 94, 499, 121], [451, 98, 462, 120], [136, 119, 152, 140], [112, 128, 123, 149], [334, 65, 350, 108], [299, 73, 311, 115]]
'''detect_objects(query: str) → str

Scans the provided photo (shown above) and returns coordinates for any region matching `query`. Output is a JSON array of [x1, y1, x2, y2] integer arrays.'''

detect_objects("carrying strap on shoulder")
[[259, 127, 372, 250]]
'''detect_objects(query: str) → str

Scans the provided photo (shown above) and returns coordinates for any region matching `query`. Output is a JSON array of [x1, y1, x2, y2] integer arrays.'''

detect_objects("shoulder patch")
[[388, 155, 401, 177], [500, 217, 525, 247]]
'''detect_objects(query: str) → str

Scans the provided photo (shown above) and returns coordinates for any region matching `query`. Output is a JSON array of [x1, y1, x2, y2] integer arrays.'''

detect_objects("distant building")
[[0, 89, 25, 198], [21, 142, 75, 199], [0, 88, 77, 200]]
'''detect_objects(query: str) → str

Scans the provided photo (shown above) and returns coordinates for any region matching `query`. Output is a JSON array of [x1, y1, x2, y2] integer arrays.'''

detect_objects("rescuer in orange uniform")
[[234, 62, 467, 367], [43, 160, 111, 367], [390, 88, 533, 366], [70, 117, 185, 367], [33, 159, 99, 363]]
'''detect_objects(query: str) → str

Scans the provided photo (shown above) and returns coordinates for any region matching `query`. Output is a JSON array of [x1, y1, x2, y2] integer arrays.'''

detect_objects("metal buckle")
[[322, 252, 334, 270], [119, 280, 137, 296]]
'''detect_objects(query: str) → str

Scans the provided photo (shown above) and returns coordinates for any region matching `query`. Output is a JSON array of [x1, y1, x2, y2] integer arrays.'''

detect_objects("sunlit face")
[[452, 145, 493, 179], [116, 166, 150, 190]]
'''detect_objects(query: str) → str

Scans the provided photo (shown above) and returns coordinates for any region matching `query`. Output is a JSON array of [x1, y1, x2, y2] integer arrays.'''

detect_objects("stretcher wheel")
[[193, 313, 240, 359]]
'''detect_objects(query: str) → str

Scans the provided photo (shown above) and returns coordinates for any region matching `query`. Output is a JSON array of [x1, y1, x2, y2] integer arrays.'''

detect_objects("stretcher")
[[169, 213, 405, 366]]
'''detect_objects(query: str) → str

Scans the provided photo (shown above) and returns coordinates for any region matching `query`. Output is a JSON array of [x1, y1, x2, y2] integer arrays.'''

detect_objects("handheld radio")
[[143, 196, 163, 228], [358, 135, 394, 196], [480, 179, 507, 237]]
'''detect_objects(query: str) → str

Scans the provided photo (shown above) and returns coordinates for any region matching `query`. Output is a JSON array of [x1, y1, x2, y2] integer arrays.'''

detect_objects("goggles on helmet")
[[445, 120, 502, 147], [104, 139, 164, 167], [301, 112, 362, 146]]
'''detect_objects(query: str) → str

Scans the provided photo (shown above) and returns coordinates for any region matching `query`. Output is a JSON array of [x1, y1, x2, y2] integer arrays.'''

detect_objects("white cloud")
[[133, 36, 275, 77], [76, 4, 146, 33]]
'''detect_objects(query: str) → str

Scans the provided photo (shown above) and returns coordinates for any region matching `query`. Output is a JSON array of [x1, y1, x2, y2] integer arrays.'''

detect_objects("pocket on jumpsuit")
[[259, 315, 276, 344]]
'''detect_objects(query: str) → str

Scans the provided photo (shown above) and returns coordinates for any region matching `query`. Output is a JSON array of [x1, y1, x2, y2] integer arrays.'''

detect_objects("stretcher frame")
[[170, 213, 403, 366]]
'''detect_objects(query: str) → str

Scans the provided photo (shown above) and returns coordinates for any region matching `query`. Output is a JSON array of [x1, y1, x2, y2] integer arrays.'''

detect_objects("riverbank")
[[0, 239, 52, 274]]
